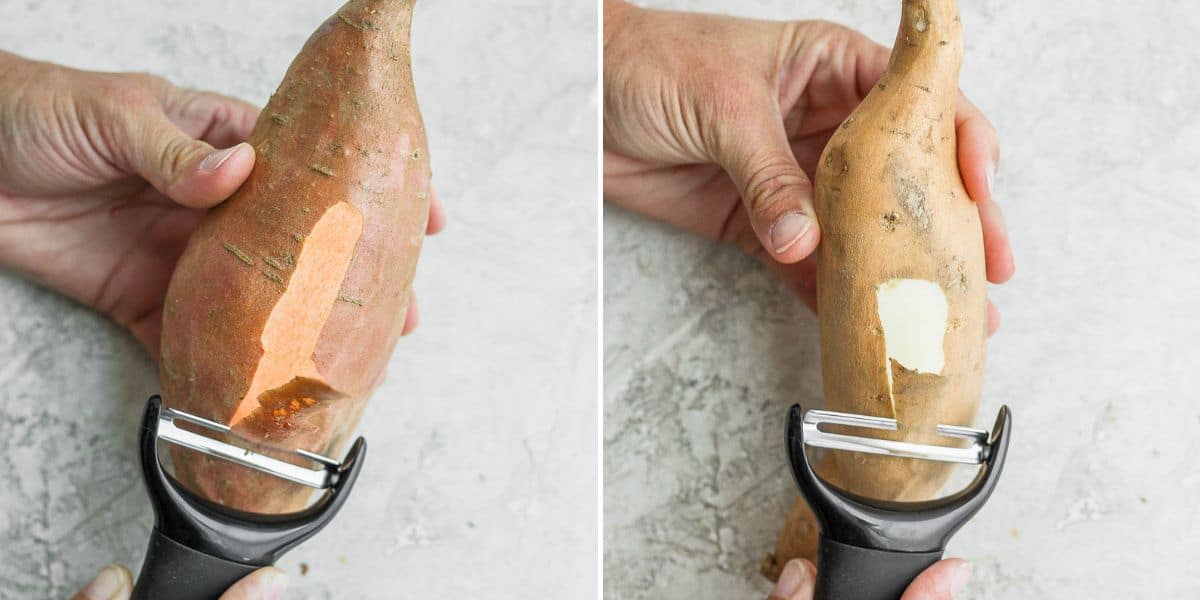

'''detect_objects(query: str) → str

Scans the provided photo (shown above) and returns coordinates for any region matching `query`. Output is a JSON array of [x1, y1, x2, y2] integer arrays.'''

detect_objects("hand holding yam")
[[600, 0, 1013, 579]]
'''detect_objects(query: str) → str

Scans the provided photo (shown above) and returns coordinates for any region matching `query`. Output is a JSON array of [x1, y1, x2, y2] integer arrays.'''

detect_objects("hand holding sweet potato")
[[0, 49, 442, 356]]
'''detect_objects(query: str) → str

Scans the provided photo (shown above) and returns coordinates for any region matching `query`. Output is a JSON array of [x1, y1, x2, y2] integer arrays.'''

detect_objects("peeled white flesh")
[[875, 278, 948, 412]]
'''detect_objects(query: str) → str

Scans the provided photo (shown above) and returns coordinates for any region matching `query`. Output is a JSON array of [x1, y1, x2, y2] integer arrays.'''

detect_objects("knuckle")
[[157, 135, 197, 184], [106, 72, 179, 119], [811, 19, 851, 37], [79, 77, 160, 165], [173, 89, 218, 120], [100, 76, 158, 113], [809, 20, 890, 70], [808, 20, 859, 50], [742, 157, 810, 215], [123, 71, 171, 95]]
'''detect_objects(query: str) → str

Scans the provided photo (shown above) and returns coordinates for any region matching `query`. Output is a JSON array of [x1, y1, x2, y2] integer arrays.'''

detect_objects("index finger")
[[165, 88, 261, 149]]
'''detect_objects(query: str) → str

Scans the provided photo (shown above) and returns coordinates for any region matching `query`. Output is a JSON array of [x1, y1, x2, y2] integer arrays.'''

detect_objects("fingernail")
[[985, 162, 996, 199], [200, 143, 245, 172], [770, 560, 809, 598], [769, 211, 812, 255], [262, 569, 289, 600], [949, 561, 972, 596], [82, 565, 129, 600]]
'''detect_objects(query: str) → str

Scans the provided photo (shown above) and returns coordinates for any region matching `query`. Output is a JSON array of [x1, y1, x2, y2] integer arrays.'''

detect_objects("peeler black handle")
[[814, 536, 942, 600], [131, 528, 260, 600], [131, 396, 366, 599], [786, 404, 1011, 600]]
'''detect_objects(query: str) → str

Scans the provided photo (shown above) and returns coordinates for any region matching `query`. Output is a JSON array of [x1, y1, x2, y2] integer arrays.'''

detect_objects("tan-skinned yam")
[[159, 0, 430, 513], [763, 0, 987, 579]]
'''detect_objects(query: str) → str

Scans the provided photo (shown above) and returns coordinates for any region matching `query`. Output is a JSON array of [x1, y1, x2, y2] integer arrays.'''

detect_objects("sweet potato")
[[763, 0, 986, 579], [159, 0, 430, 513]]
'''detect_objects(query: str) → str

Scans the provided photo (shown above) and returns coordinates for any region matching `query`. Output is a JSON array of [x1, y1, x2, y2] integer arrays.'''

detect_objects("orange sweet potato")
[[159, 0, 430, 512]]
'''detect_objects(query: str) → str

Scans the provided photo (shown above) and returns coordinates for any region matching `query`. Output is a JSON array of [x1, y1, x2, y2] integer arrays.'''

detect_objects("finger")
[[975, 185, 1013, 284], [988, 297, 1000, 336], [713, 94, 819, 264], [72, 564, 133, 600], [955, 94, 1014, 284], [118, 107, 256, 209], [426, 187, 446, 235], [218, 566, 288, 600], [402, 291, 419, 336], [855, 41, 893, 100], [129, 306, 165, 360], [762, 257, 818, 313], [840, 32, 897, 101], [768, 559, 816, 600], [165, 89, 262, 148], [798, 26, 889, 110], [901, 558, 972, 600]]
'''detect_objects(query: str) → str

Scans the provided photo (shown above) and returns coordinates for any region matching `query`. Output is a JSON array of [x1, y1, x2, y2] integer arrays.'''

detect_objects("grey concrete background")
[[0, 1, 596, 598], [605, 1, 1200, 599]]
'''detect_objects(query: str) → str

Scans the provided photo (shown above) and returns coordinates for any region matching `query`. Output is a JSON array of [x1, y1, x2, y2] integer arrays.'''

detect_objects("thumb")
[[121, 110, 255, 209], [72, 564, 133, 600], [713, 101, 818, 264], [901, 559, 973, 600], [219, 566, 289, 600], [768, 559, 815, 600]]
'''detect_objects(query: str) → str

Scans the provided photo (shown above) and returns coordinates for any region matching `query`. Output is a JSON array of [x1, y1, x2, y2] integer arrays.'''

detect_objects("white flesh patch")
[[875, 278, 948, 413]]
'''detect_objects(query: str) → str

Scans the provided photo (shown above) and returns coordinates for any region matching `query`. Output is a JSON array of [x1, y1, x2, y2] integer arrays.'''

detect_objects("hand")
[[768, 558, 972, 600], [0, 51, 446, 357], [603, 2, 1013, 331], [72, 564, 288, 600]]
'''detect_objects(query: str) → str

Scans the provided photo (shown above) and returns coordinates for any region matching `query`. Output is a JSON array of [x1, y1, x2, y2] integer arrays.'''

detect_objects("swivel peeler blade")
[[800, 409, 992, 465], [157, 405, 342, 489]]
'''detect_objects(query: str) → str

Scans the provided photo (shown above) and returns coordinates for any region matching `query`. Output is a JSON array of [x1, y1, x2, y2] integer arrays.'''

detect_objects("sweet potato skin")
[[159, 0, 429, 513], [764, 0, 986, 578]]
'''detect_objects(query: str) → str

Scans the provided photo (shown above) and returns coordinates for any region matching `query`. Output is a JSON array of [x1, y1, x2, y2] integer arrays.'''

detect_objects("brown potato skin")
[[765, 0, 987, 578], [159, 0, 429, 513]]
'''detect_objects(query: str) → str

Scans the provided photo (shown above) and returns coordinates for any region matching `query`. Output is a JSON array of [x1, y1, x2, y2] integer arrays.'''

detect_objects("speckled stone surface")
[[604, 1, 1200, 598], [0, 1, 596, 598]]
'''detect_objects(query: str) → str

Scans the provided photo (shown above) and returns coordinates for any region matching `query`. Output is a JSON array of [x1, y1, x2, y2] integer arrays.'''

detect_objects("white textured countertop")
[[0, 1, 597, 598], [604, 1, 1200, 598]]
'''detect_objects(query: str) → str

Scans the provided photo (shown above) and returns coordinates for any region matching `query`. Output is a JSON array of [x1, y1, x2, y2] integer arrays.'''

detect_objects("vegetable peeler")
[[131, 395, 366, 600], [785, 404, 1011, 600]]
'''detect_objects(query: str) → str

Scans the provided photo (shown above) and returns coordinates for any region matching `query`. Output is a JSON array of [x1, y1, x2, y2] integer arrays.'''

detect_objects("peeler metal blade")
[[801, 409, 991, 465], [157, 406, 341, 489], [786, 404, 1011, 554]]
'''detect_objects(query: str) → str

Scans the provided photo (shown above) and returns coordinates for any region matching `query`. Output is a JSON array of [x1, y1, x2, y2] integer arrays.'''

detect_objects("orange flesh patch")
[[230, 202, 363, 425]]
